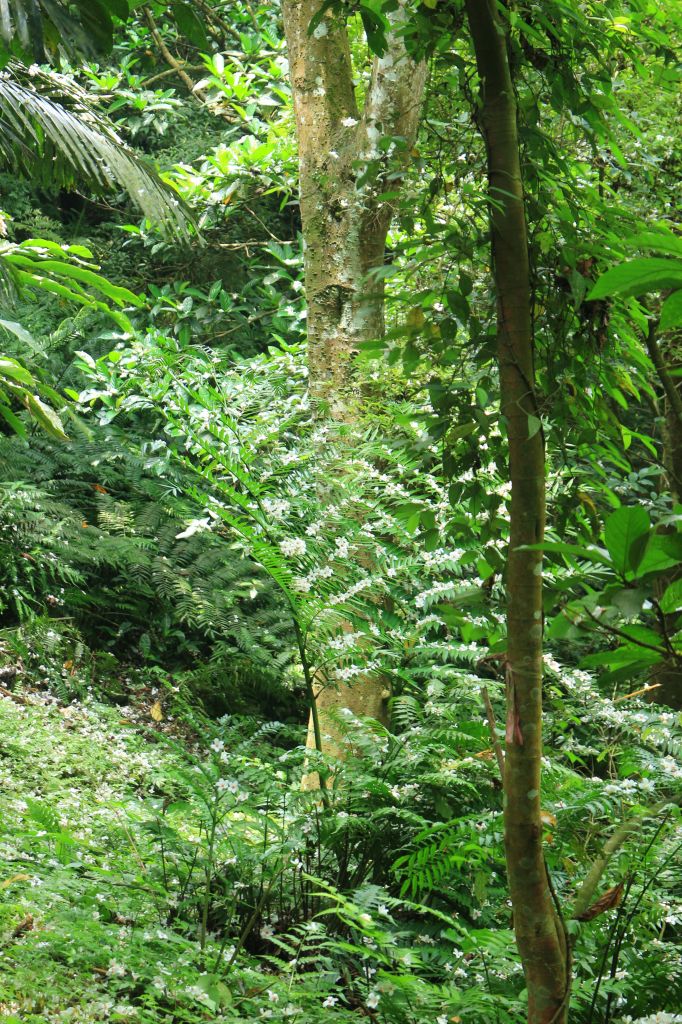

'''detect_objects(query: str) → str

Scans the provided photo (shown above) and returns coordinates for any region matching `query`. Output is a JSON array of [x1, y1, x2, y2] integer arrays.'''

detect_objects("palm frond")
[[0, 0, 125, 63], [0, 63, 195, 240]]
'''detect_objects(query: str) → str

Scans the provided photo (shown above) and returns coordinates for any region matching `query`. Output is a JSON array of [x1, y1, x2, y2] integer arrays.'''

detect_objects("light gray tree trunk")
[[281, 0, 427, 771]]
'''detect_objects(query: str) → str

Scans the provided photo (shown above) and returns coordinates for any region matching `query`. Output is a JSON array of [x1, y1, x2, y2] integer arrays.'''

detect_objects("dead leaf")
[[1, 874, 30, 889], [575, 882, 625, 922], [150, 700, 163, 722], [11, 914, 34, 938]]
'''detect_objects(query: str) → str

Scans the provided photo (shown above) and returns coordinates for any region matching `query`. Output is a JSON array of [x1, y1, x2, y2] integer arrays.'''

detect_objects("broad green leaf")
[[660, 290, 682, 331], [603, 506, 650, 574], [634, 534, 681, 578], [0, 402, 26, 436], [659, 579, 682, 614], [523, 540, 612, 566], [171, 2, 208, 48], [102, 0, 129, 18], [0, 318, 38, 348], [628, 232, 682, 257], [0, 357, 34, 387], [6, 255, 142, 307], [588, 258, 682, 300], [582, 644, 662, 669], [24, 394, 68, 441], [610, 587, 646, 617]]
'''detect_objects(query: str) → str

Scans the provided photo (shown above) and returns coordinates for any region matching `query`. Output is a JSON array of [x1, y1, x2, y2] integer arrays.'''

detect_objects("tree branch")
[[481, 685, 505, 778], [142, 6, 206, 103], [644, 317, 682, 427], [571, 793, 682, 921]]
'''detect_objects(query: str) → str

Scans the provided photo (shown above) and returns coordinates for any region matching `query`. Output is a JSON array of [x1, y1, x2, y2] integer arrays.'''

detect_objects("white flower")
[[438, 1017, 449, 1024], [335, 536, 350, 558], [342, 116, 358, 127], [267, 989, 279, 1003], [323, 996, 338, 1007], [217, 778, 239, 795], [263, 498, 290, 519], [367, 991, 380, 1009], [280, 538, 307, 557], [210, 738, 225, 753], [107, 961, 126, 977], [175, 517, 211, 540]]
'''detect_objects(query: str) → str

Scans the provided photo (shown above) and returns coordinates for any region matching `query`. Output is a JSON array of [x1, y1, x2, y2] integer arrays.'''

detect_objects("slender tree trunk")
[[464, 2, 569, 1021], [648, 326, 682, 709], [282, 0, 426, 766]]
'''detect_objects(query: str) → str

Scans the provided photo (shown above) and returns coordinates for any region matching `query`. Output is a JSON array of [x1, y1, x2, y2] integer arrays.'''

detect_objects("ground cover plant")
[[0, 1, 680, 1023]]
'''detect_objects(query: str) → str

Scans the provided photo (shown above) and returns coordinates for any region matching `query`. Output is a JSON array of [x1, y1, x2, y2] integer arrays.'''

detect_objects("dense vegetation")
[[0, 2, 680, 1023]]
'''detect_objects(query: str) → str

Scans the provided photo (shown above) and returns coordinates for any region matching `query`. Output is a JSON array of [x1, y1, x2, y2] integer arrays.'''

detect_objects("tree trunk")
[[464, 2, 569, 1021], [649, 326, 682, 709], [282, 0, 426, 767]]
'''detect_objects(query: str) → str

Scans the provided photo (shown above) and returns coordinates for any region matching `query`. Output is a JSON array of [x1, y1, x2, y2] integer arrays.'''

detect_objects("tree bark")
[[649, 325, 682, 709], [464, 2, 569, 1021], [282, 0, 426, 767]]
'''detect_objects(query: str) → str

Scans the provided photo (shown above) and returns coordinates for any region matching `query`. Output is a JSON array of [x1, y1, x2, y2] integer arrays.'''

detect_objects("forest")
[[0, 1, 680, 1023]]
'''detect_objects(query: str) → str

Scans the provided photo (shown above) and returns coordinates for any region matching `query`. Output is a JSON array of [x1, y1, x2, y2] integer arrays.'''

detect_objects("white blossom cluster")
[[279, 537, 306, 557], [328, 576, 375, 606]]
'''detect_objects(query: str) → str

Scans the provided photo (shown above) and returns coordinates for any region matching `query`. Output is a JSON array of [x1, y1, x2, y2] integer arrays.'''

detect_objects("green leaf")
[[660, 290, 682, 332], [582, 644, 662, 670], [0, 318, 38, 348], [603, 506, 651, 575], [588, 258, 682, 300], [628, 232, 682, 257], [522, 540, 612, 566], [634, 534, 681, 578], [171, 2, 208, 48], [306, 1, 336, 38], [101, 0, 130, 19], [0, 357, 34, 387], [360, 5, 389, 56], [659, 579, 682, 614], [610, 587, 646, 617], [6, 256, 143, 307], [23, 394, 68, 441], [527, 414, 542, 439], [0, 402, 26, 436]]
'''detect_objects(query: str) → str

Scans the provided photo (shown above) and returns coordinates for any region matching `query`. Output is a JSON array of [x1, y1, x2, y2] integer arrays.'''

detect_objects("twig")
[[571, 793, 682, 920], [141, 64, 206, 89], [581, 607, 671, 659], [481, 686, 505, 778], [142, 6, 206, 103], [614, 682, 662, 703], [194, 0, 246, 45]]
